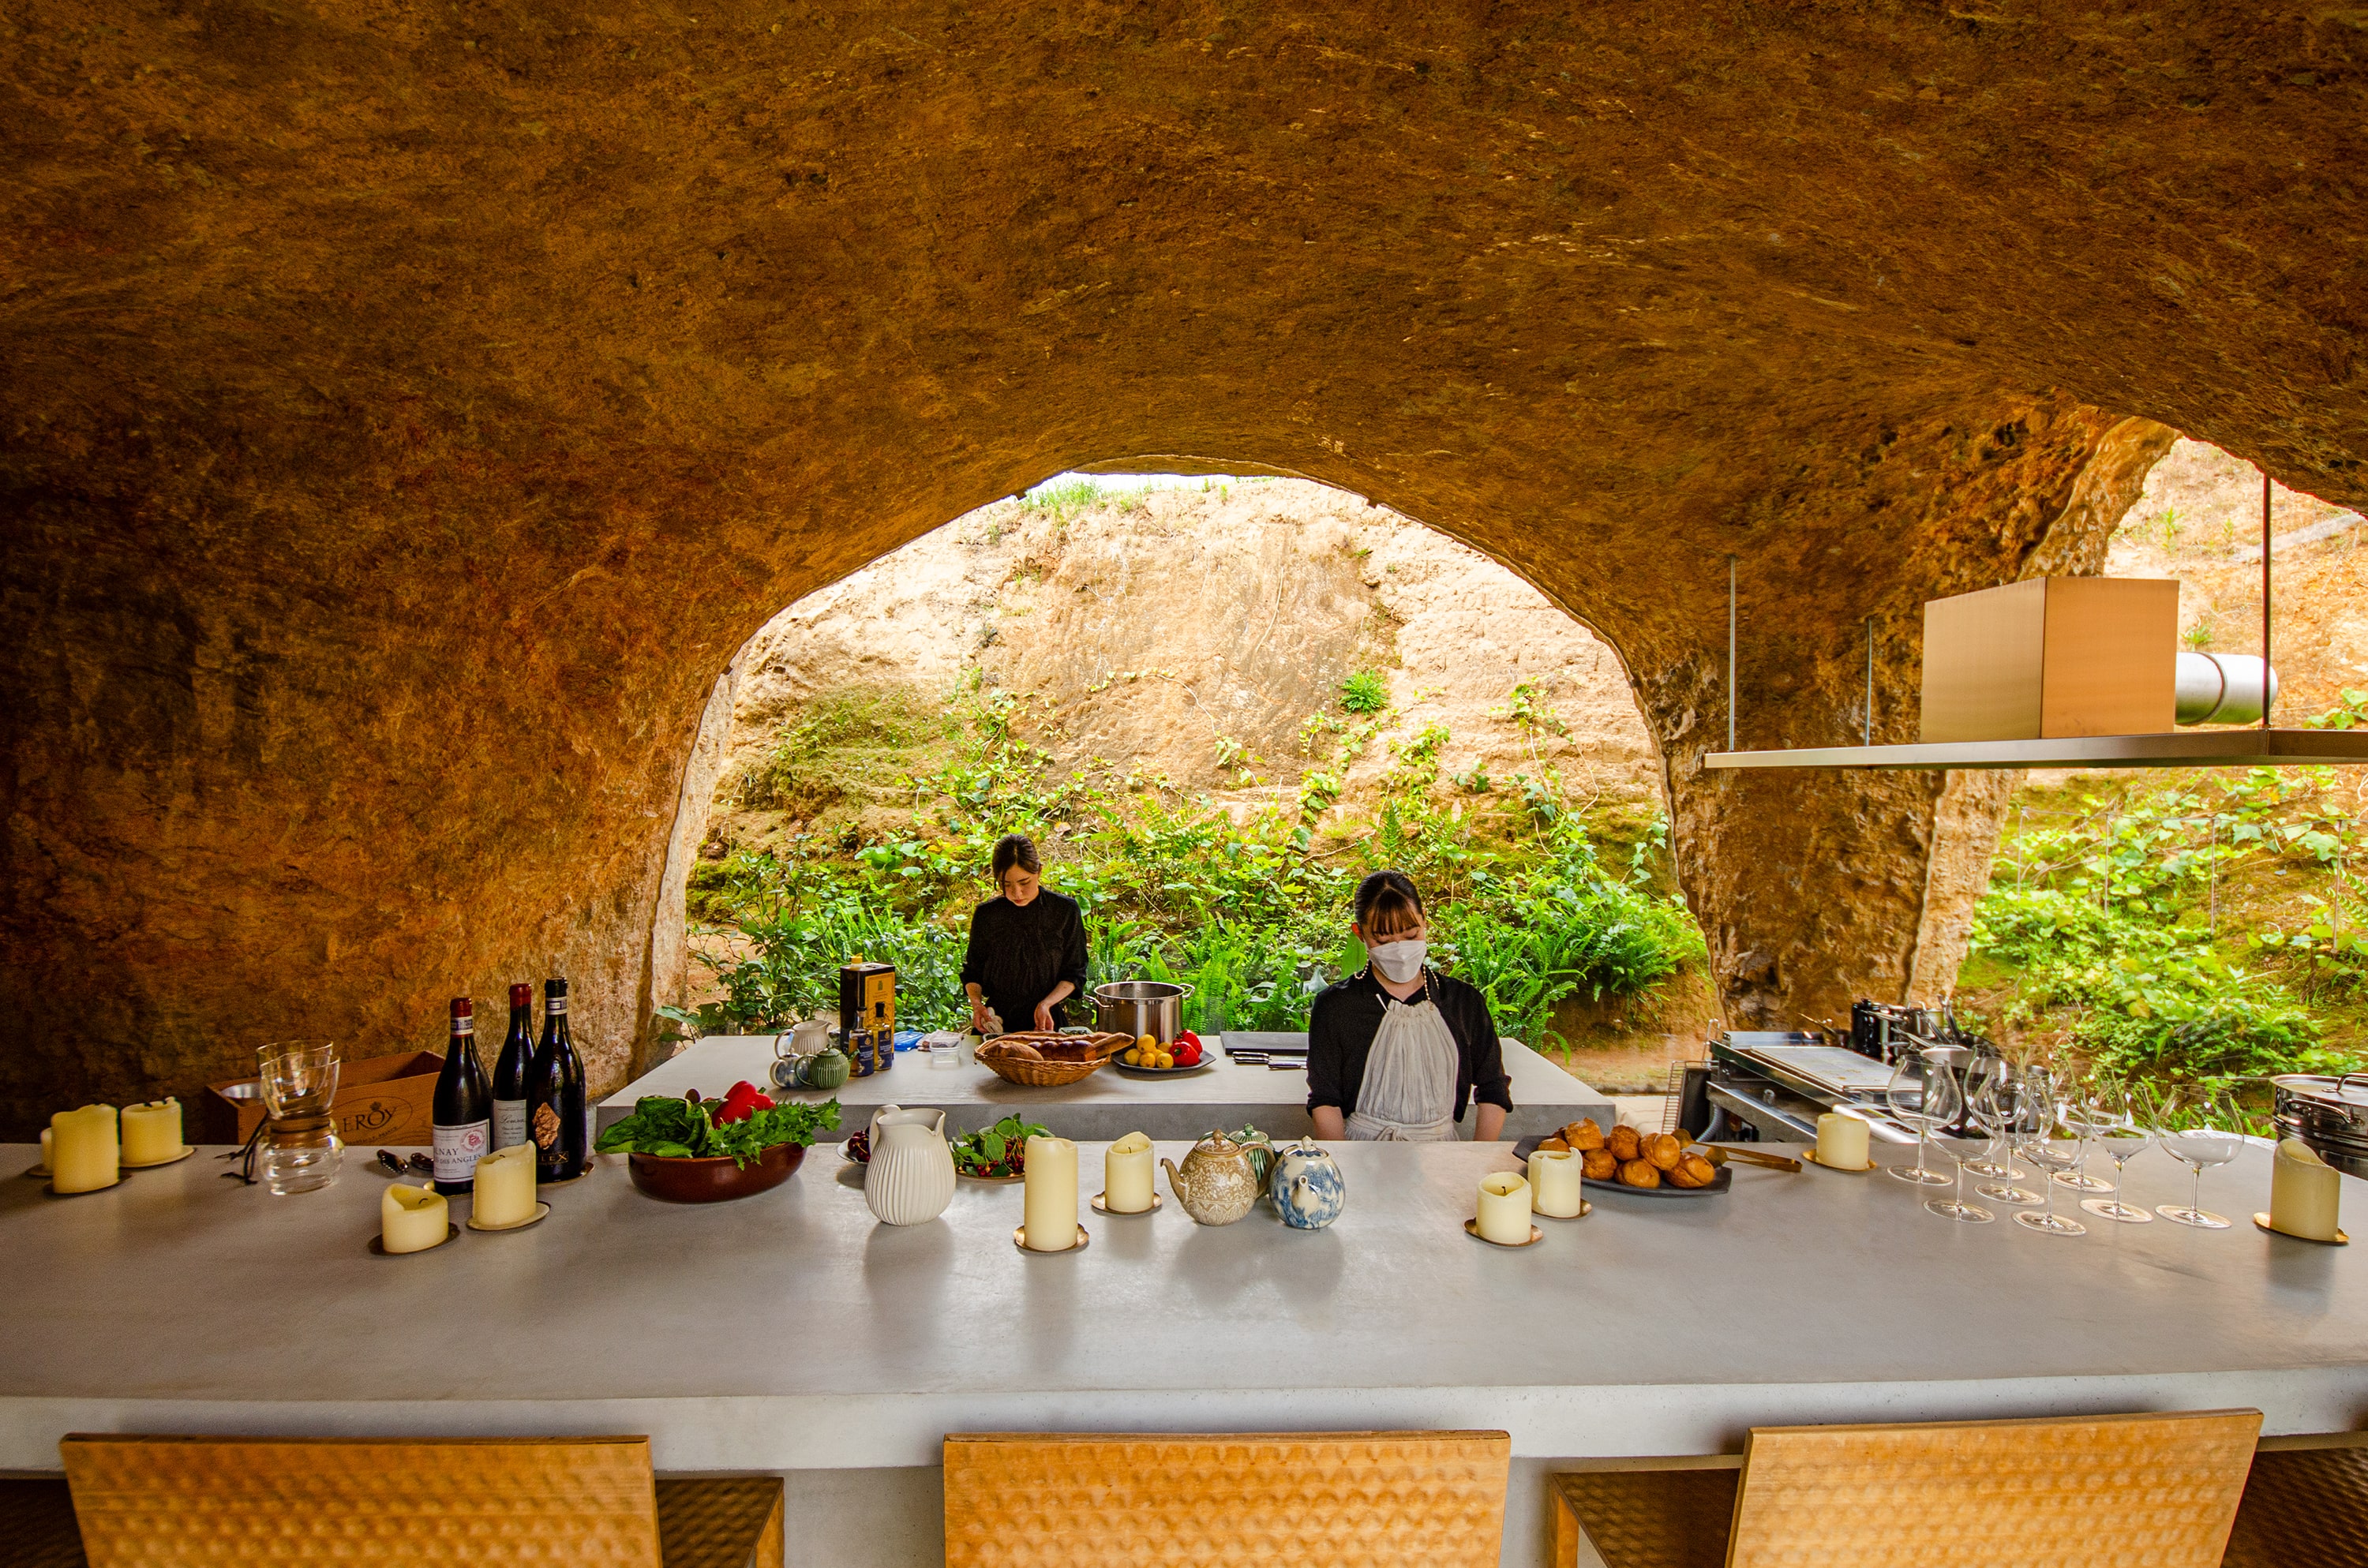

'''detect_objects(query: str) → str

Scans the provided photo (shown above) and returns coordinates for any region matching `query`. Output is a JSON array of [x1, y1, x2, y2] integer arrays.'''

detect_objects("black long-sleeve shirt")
[[1305, 967, 1513, 1125], [960, 890, 1091, 1031]]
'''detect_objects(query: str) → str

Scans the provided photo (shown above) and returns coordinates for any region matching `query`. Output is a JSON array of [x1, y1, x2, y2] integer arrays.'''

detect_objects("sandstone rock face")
[[2, 0, 2357, 1129]]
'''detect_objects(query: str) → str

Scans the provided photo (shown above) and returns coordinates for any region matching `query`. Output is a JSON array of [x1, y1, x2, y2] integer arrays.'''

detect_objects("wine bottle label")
[[492, 1098, 528, 1150], [451, 1018, 474, 1035], [433, 1119, 491, 1182], [546, 997, 568, 1015]]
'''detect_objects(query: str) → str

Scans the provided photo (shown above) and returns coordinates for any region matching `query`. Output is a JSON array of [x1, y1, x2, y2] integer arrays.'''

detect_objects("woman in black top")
[[961, 835, 1092, 1035], [1306, 870, 1512, 1140]]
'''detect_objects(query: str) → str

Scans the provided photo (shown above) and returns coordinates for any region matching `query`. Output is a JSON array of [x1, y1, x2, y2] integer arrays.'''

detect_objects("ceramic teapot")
[[864, 1106, 956, 1226], [1267, 1137, 1346, 1230], [1161, 1129, 1261, 1226]]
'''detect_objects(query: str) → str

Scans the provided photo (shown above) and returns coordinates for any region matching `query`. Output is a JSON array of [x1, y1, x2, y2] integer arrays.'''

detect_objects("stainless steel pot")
[[1092, 980, 1193, 1045], [2270, 1072, 2368, 1179]]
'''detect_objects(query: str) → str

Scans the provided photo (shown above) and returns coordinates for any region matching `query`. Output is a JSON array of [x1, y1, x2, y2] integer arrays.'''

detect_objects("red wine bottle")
[[491, 982, 534, 1150], [431, 997, 492, 1194], [527, 977, 588, 1181]]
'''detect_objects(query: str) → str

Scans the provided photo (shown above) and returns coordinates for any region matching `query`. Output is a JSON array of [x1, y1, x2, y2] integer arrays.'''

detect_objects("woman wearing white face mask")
[[1306, 871, 1512, 1142]]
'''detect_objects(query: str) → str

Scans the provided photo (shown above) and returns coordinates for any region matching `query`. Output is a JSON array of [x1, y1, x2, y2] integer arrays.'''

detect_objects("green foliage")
[[687, 681, 1704, 1052], [2306, 688, 2368, 732], [593, 1095, 841, 1166], [1338, 668, 1390, 714]]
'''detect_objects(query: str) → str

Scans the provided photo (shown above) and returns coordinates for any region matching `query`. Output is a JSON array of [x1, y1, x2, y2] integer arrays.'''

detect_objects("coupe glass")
[[1961, 1054, 2020, 1180], [255, 1040, 343, 1196], [1883, 1046, 1954, 1186], [2012, 1090, 2086, 1237], [2079, 1081, 2156, 1224], [2153, 1086, 2240, 1229]]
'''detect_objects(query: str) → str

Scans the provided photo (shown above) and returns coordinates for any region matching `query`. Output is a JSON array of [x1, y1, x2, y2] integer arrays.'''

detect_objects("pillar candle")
[[1022, 1135, 1079, 1250], [2270, 1138, 2342, 1242], [1527, 1148, 1583, 1218], [1477, 1171, 1532, 1244], [473, 1143, 538, 1228], [1104, 1132, 1155, 1214], [50, 1105, 119, 1194], [121, 1099, 183, 1165], [1816, 1111, 1872, 1169], [381, 1183, 450, 1254]]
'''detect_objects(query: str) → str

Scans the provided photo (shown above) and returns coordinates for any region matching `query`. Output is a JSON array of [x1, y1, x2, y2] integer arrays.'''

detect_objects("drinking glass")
[[1883, 1046, 1954, 1186], [255, 1040, 343, 1196], [2051, 1073, 2115, 1193], [1972, 1068, 2041, 1205], [1961, 1054, 2021, 1180], [2079, 1082, 2156, 1224], [2153, 1086, 2240, 1229], [1923, 1062, 1991, 1223], [2012, 1091, 2086, 1237]]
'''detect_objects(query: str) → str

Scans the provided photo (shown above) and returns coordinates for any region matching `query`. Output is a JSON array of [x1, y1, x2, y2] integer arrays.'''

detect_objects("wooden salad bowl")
[[626, 1140, 807, 1203]]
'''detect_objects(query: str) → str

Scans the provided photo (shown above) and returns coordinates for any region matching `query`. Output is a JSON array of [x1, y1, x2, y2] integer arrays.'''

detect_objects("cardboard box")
[[200, 1050, 445, 1147], [1920, 578, 2178, 743]]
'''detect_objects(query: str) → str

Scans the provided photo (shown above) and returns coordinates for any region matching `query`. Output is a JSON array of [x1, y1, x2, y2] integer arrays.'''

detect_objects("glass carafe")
[[256, 1040, 343, 1195]]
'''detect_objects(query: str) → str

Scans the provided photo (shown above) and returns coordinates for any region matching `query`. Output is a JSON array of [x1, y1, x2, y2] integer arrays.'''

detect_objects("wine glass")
[[1884, 1046, 1954, 1186], [2080, 1080, 2156, 1224], [2052, 1072, 2115, 1194], [1961, 1054, 2020, 1180], [1923, 1062, 1991, 1224], [1973, 1067, 2043, 1206], [2012, 1089, 2087, 1237], [2153, 1085, 2241, 1229]]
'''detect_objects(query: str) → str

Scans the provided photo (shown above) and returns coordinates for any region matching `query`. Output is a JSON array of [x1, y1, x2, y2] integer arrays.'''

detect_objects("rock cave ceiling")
[[2, 0, 2364, 1123]]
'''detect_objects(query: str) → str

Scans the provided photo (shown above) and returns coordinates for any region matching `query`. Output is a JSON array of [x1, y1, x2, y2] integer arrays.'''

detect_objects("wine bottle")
[[432, 997, 493, 1195], [491, 982, 534, 1150], [527, 977, 589, 1181], [874, 999, 894, 1072]]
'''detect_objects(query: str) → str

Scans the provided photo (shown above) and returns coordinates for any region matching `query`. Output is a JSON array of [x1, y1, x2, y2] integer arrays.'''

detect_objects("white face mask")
[[1369, 939, 1429, 983]]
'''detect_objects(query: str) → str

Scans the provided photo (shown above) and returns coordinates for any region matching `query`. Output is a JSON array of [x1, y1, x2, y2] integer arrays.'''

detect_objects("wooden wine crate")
[[198, 1050, 444, 1147]]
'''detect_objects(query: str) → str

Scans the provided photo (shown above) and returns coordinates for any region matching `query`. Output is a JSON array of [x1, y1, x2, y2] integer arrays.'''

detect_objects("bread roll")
[[1606, 1125, 1642, 1163], [1643, 1132, 1684, 1171], [1034, 1039, 1096, 1062], [1539, 1136, 1571, 1153], [1581, 1148, 1617, 1181], [1564, 1119, 1607, 1151], [986, 1041, 1043, 1061], [1617, 1157, 1662, 1189], [1669, 1153, 1718, 1188]]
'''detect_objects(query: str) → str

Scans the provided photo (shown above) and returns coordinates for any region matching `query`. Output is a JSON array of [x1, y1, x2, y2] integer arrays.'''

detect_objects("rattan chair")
[[943, 1430, 1511, 1567], [47, 1434, 782, 1568], [1555, 1409, 2266, 1568]]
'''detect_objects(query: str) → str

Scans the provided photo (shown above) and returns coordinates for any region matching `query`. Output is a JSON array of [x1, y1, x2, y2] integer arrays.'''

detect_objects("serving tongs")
[[1702, 1144, 1803, 1173]]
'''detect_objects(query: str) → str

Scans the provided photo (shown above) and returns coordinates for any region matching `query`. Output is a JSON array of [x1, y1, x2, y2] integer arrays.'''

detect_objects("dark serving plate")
[[1512, 1134, 1732, 1196]]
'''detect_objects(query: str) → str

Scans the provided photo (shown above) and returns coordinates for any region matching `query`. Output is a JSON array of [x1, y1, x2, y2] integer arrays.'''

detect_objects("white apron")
[[1343, 986, 1459, 1142]]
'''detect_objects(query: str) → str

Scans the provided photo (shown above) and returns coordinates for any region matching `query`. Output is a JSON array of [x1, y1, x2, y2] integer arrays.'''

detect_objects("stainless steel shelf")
[[1703, 727, 2368, 772]]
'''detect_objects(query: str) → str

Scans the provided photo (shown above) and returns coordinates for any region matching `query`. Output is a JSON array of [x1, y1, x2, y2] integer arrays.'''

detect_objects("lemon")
[[1123, 1048, 1141, 1065], [1155, 1052, 1175, 1070], [1137, 1033, 1156, 1052]]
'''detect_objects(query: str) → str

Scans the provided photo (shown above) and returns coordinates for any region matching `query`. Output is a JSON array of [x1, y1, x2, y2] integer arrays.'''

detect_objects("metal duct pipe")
[[2175, 651, 2279, 726]]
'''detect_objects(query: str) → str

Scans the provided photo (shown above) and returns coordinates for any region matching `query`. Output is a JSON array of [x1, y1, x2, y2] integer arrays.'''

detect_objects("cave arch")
[[3, 0, 2355, 1126]]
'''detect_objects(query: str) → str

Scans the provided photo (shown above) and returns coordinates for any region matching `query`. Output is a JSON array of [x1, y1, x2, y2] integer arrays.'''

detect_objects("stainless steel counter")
[[3, 1138, 2360, 1565]]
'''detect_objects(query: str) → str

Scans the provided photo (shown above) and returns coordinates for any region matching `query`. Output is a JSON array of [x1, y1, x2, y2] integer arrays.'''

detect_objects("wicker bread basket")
[[976, 1032, 1130, 1087]]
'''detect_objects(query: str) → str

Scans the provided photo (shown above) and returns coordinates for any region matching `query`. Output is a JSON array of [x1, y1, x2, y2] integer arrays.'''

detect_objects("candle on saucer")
[[472, 1143, 538, 1228], [1477, 1171, 1532, 1244], [50, 1105, 119, 1194], [381, 1183, 450, 1253], [1022, 1135, 1079, 1250], [2270, 1138, 2341, 1241], [1527, 1147, 1583, 1218], [121, 1099, 182, 1166], [1104, 1132, 1155, 1214], [1816, 1111, 1871, 1169]]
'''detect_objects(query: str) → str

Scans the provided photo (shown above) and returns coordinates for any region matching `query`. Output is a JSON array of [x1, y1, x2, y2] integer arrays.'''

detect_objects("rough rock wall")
[[4, 0, 2362, 1131]]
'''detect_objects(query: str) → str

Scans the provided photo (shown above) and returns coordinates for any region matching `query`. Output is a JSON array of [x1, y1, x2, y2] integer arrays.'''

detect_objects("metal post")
[[2262, 471, 2273, 731], [1863, 616, 1875, 747], [1727, 555, 1737, 754]]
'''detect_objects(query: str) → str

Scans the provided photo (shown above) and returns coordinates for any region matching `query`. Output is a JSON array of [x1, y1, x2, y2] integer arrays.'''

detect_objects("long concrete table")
[[3, 1139, 2362, 1567], [598, 1033, 1616, 1143]]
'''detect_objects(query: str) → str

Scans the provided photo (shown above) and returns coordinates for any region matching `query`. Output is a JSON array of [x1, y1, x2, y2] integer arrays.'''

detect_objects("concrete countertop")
[[2, 1138, 2362, 1476], [598, 1035, 1615, 1143]]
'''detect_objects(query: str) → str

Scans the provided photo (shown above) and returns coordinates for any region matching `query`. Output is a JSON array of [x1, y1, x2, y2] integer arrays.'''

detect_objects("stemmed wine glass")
[[2012, 1086, 2087, 1237], [2150, 1085, 2241, 1229], [1884, 1045, 1955, 1187], [2079, 1081, 2156, 1223], [1961, 1054, 2019, 1181], [1973, 1065, 2043, 1206], [1923, 1061, 1992, 1224], [2052, 1072, 2115, 1194]]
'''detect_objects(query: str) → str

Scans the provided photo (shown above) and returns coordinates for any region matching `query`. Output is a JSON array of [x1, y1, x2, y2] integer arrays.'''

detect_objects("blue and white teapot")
[[1268, 1137, 1346, 1230]]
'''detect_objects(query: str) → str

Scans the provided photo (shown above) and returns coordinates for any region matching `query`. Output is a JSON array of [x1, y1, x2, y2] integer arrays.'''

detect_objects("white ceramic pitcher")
[[864, 1106, 957, 1226]]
